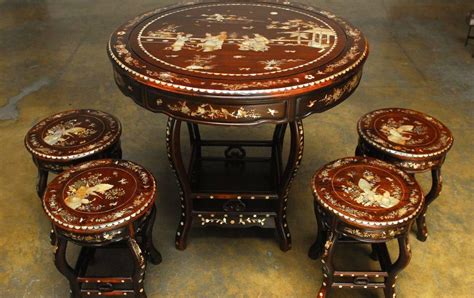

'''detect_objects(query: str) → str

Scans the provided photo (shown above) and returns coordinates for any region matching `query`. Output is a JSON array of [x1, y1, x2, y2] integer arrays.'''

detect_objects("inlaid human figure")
[[199, 32, 227, 52], [171, 33, 192, 51], [239, 34, 270, 52]]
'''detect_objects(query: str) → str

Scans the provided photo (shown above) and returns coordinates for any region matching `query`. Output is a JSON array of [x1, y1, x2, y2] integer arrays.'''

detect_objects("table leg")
[[166, 117, 193, 250], [275, 120, 304, 251]]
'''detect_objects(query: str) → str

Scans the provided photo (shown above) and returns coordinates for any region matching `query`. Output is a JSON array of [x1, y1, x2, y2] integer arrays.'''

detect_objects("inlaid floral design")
[[185, 55, 216, 70], [167, 101, 262, 120], [260, 59, 303, 70], [307, 72, 361, 108], [44, 120, 96, 146]]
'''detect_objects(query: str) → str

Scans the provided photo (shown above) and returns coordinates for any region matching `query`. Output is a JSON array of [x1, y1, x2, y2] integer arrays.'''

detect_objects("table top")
[[108, 1, 368, 124], [312, 157, 423, 228], [43, 159, 156, 233], [25, 109, 121, 162]]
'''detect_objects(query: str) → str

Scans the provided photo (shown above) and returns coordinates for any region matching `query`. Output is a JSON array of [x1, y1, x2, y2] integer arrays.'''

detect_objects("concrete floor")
[[0, 0, 473, 297]]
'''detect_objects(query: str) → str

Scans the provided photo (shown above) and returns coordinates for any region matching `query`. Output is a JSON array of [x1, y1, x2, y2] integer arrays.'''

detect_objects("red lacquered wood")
[[108, 0, 368, 125]]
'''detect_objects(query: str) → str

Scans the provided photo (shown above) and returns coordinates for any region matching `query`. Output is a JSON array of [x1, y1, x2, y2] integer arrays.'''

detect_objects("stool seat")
[[25, 109, 121, 162], [357, 108, 452, 171], [313, 157, 423, 235], [44, 159, 155, 234]]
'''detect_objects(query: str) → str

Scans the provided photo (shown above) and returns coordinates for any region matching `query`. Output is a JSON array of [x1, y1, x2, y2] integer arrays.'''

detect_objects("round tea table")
[[108, 0, 368, 251]]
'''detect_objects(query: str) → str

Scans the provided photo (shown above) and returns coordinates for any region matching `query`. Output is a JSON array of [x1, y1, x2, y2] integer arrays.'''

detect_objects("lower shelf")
[[190, 157, 279, 194]]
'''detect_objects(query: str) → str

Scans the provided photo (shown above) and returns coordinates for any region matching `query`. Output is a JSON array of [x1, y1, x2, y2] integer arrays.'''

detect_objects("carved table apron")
[[108, 0, 368, 251]]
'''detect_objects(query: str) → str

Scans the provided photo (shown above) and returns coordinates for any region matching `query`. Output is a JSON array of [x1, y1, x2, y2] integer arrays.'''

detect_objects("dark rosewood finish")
[[25, 109, 122, 199], [308, 157, 424, 297], [108, 1, 368, 250], [356, 108, 453, 241], [43, 159, 161, 297]]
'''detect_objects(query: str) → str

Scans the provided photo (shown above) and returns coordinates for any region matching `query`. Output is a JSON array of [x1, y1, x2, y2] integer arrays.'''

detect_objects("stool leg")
[[50, 227, 56, 245], [36, 167, 48, 199], [128, 237, 147, 298], [416, 167, 442, 241], [466, 26, 472, 46], [369, 244, 379, 261], [384, 235, 412, 298], [309, 203, 327, 260], [142, 205, 162, 265], [318, 231, 337, 298], [54, 237, 80, 298], [108, 141, 122, 159], [355, 139, 365, 156]]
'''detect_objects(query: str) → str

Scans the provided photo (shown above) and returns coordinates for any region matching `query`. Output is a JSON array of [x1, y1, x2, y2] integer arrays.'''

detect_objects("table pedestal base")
[[166, 118, 303, 251]]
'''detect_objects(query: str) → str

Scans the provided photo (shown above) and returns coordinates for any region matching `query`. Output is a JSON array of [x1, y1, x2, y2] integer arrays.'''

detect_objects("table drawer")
[[146, 92, 287, 124]]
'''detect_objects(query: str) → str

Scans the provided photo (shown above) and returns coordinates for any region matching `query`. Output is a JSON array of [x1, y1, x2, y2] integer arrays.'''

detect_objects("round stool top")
[[357, 108, 453, 159], [312, 157, 423, 227], [25, 109, 121, 161], [43, 159, 156, 233]]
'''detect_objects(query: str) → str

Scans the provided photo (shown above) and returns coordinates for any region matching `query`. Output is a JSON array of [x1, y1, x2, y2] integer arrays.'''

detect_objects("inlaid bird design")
[[65, 183, 114, 210], [382, 124, 414, 145], [44, 124, 88, 146], [354, 178, 399, 208]]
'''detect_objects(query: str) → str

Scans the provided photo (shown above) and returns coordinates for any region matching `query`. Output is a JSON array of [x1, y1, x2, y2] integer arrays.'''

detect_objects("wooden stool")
[[356, 108, 453, 241], [25, 109, 122, 199], [43, 159, 161, 297], [308, 157, 423, 298]]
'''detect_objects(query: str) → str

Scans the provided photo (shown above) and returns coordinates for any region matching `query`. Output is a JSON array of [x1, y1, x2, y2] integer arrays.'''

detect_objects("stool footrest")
[[81, 289, 135, 296], [77, 277, 133, 283], [333, 271, 388, 278], [332, 282, 386, 289]]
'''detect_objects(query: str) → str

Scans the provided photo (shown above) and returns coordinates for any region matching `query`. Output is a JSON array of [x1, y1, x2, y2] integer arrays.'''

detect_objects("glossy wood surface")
[[312, 157, 423, 231], [43, 159, 156, 234], [108, 0, 368, 125], [25, 109, 121, 161]]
